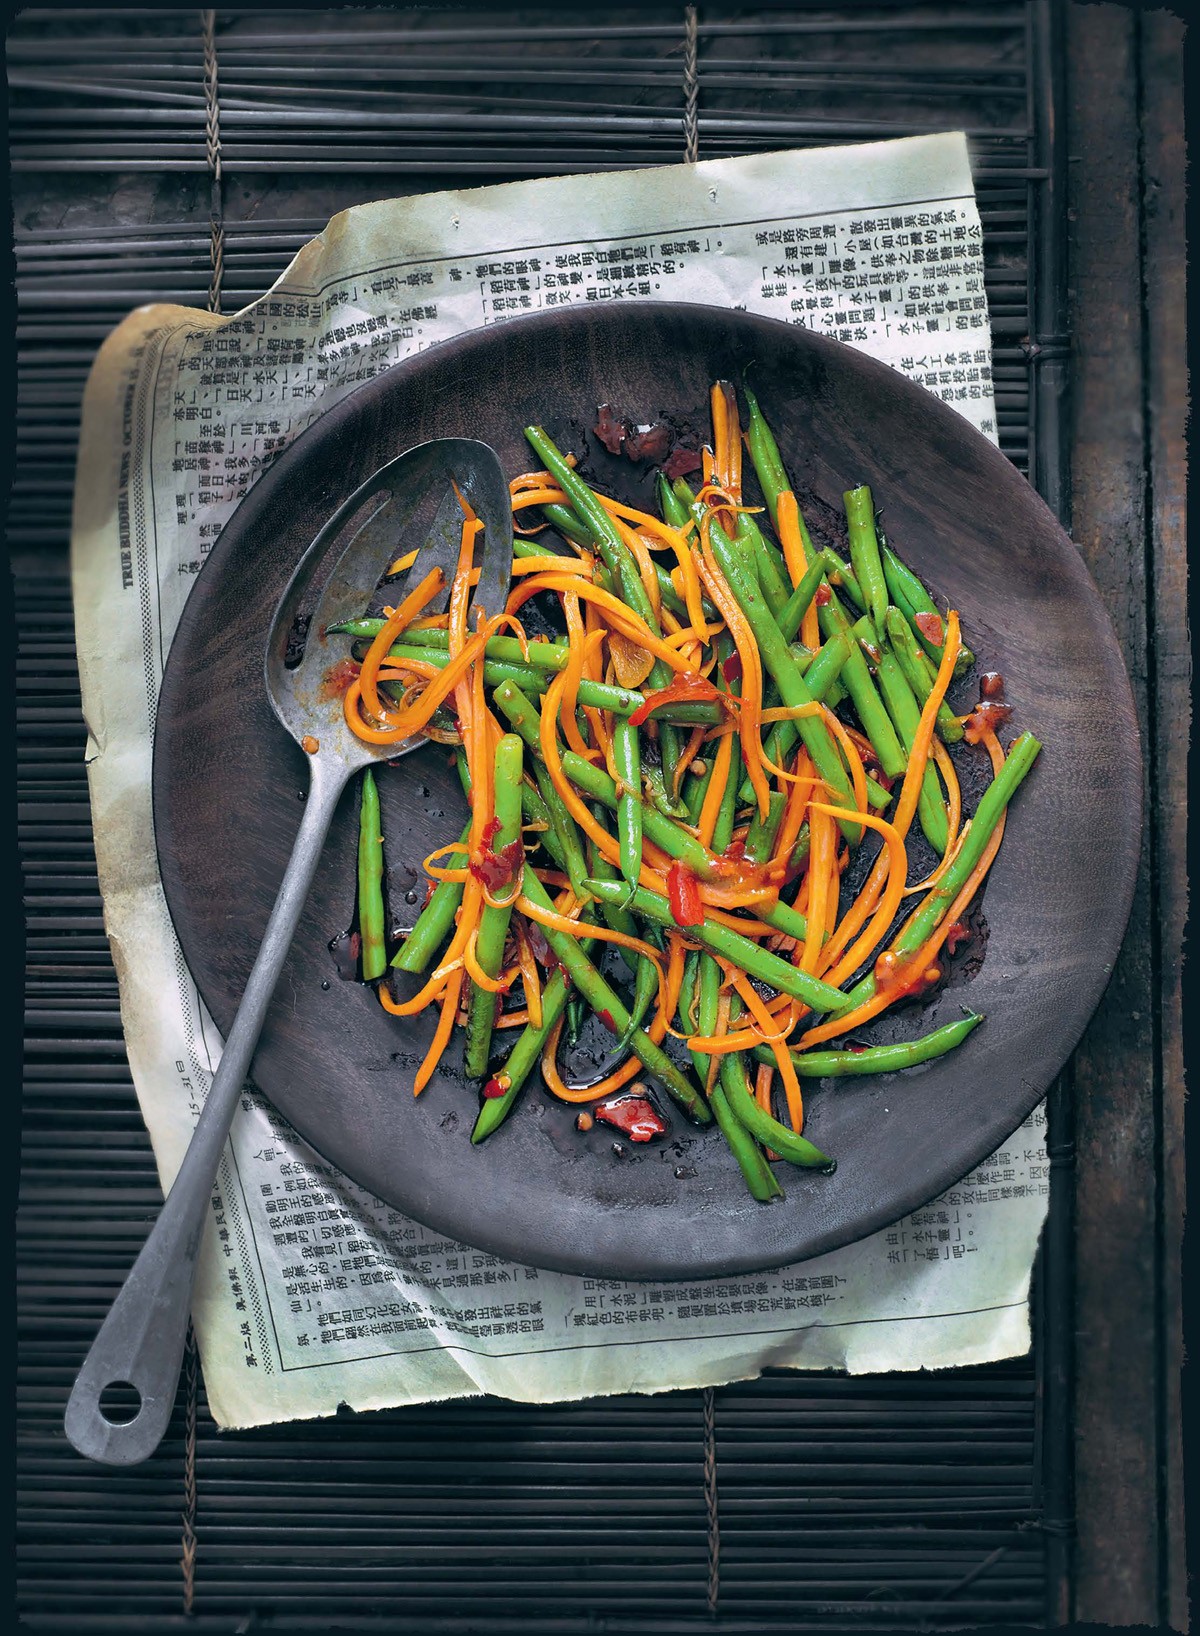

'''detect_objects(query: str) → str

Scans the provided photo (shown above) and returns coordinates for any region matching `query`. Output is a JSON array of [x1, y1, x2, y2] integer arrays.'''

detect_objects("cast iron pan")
[[153, 303, 1140, 1280]]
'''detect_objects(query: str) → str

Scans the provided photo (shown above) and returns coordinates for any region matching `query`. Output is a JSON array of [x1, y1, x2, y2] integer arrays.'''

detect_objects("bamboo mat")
[[14, 5, 1070, 1628]]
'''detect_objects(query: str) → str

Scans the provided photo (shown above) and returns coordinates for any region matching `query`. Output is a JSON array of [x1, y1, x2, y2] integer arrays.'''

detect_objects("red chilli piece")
[[469, 832, 525, 892], [963, 701, 1014, 744], [483, 1074, 511, 1100], [523, 917, 558, 971], [625, 422, 672, 464], [914, 610, 945, 644], [596, 1008, 618, 1034], [593, 403, 627, 455], [722, 652, 743, 683], [814, 583, 832, 606], [594, 1093, 667, 1143], [661, 444, 704, 481], [666, 861, 704, 928], [627, 673, 723, 727], [944, 920, 971, 955]]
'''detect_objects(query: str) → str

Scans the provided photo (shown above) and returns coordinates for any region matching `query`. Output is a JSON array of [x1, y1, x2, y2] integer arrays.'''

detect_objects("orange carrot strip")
[[559, 593, 597, 761], [821, 705, 869, 816], [505, 575, 693, 673], [931, 734, 962, 851], [696, 517, 771, 820], [776, 491, 820, 651], [811, 804, 907, 985], [513, 920, 544, 1030], [711, 381, 742, 502], [343, 628, 488, 744], [511, 554, 593, 576], [515, 892, 667, 981], [355, 566, 446, 726], [412, 970, 464, 1095], [798, 804, 835, 974]]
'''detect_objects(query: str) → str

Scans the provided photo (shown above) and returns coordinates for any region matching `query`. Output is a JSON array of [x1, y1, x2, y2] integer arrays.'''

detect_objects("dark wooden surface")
[[1065, 3, 1188, 1628]]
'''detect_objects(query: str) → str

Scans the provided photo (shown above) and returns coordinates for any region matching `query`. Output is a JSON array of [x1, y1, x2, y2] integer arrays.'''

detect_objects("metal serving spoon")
[[65, 438, 513, 1465]]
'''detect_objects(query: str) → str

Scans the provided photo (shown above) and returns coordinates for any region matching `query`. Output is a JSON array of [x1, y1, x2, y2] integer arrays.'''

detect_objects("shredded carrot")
[[413, 970, 463, 1095], [505, 574, 694, 674], [697, 516, 771, 820], [799, 803, 836, 974], [695, 729, 733, 848], [355, 566, 446, 727], [559, 593, 597, 761], [515, 891, 667, 983]]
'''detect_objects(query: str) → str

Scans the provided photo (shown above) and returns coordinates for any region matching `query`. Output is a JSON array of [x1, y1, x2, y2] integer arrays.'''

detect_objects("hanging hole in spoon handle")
[[63, 1196, 208, 1465], [65, 759, 350, 1465]]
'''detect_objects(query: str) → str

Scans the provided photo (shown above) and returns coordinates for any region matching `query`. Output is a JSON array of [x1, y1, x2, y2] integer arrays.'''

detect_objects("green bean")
[[611, 717, 643, 889], [585, 803, 640, 975], [721, 1047, 834, 1171], [564, 993, 587, 1048], [712, 1075, 786, 1200], [752, 1011, 983, 1076], [369, 629, 720, 723], [642, 760, 690, 820], [538, 764, 592, 899], [392, 817, 470, 973], [742, 383, 790, 533], [840, 732, 1042, 1016], [491, 680, 811, 941], [736, 508, 791, 618], [884, 608, 964, 743], [586, 879, 851, 1016], [356, 768, 387, 980], [518, 778, 566, 870], [491, 682, 593, 898], [657, 471, 693, 530], [815, 585, 908, 781], [852, 617, 949, 855], [378, 644, 552, 700], [517, 871, 711, 1123], [463, 734, 525, 1079], [820, 548, 866, 613], [843, 485, 889, 636], [880, 541, 975, 675], [680, 947, 702, 1033], [379, 622, 570, 669], [689, 952, 722, 1085], [706, 518, 859, 837], [744, 790, 786, 865], [740, 628, 852, 805], [523, 426, 682, 784], [713, 639, 743, 853], [777, 554, 829, 643], [618, 952, 661, 1047], [690, 950, 781, 1201], [471, 959, 586, 1143]]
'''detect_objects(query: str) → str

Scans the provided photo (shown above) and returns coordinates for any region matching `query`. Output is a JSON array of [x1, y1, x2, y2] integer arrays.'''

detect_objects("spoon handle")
[[65, 759, 349, 1465]]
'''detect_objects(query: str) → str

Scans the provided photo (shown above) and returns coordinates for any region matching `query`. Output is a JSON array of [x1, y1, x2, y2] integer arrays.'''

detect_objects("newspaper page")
[[70, 133, 1048, 1431]]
